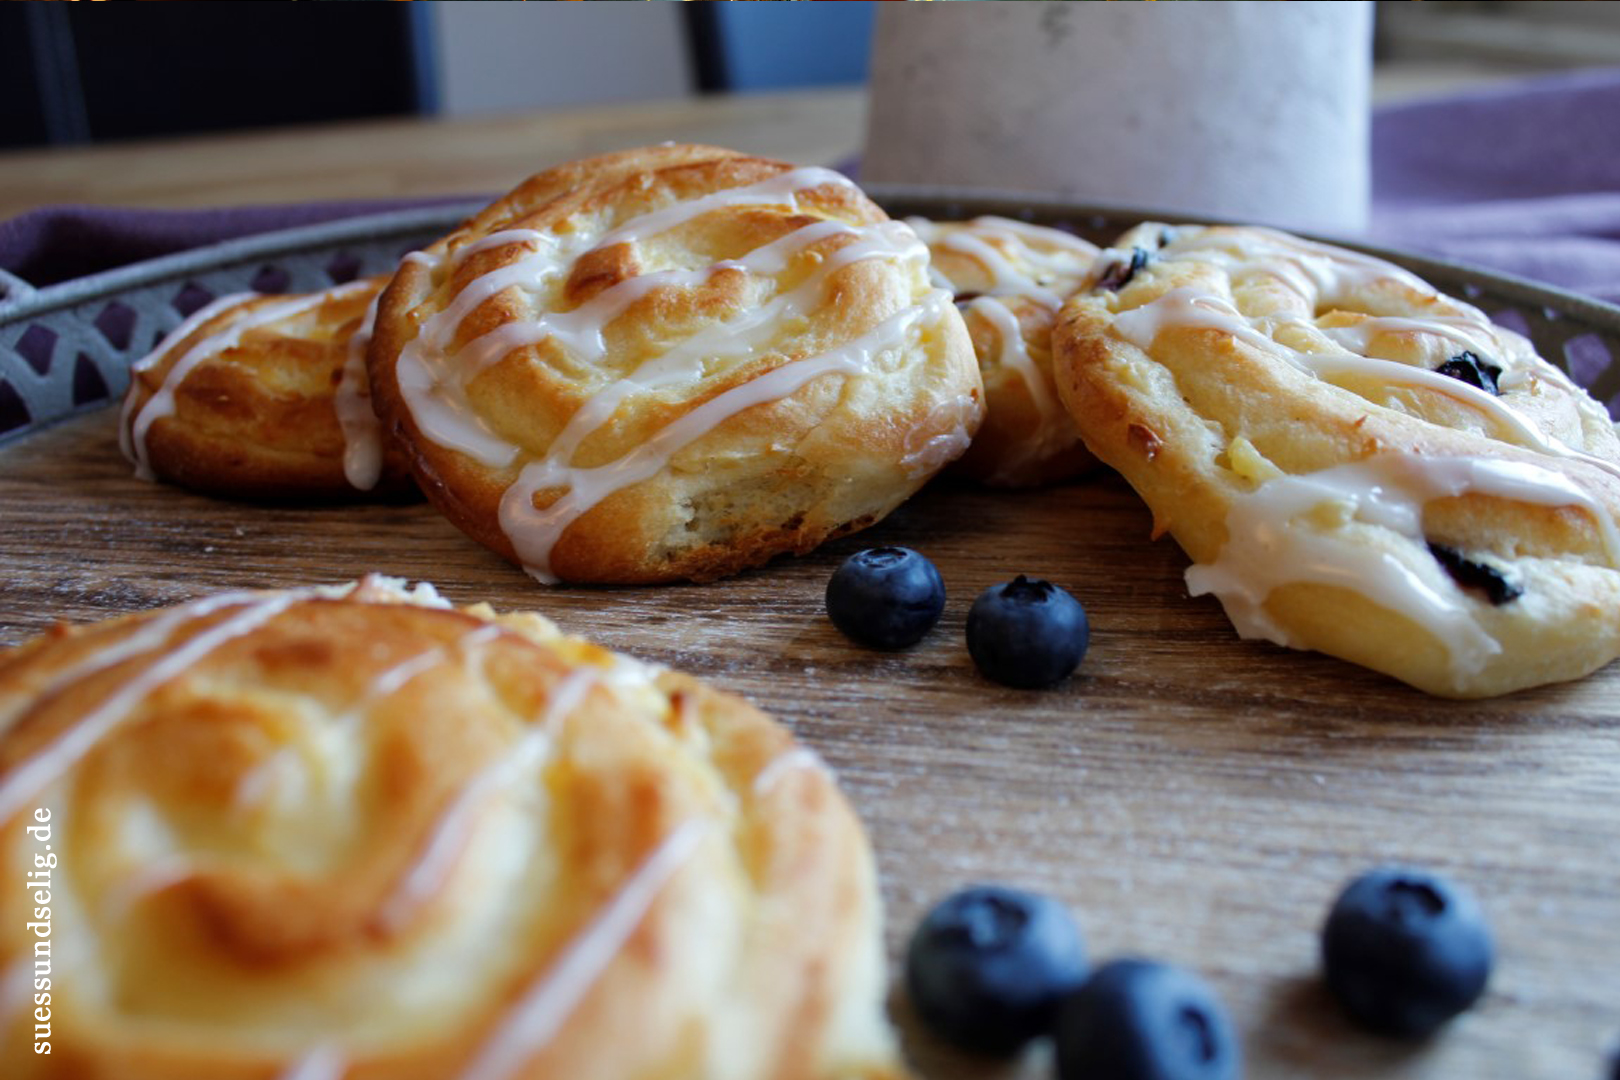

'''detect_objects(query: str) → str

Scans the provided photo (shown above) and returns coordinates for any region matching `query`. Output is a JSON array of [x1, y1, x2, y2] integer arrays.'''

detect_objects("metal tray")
[[3, 188, 1617, 448], [0, 202, 484, 447]]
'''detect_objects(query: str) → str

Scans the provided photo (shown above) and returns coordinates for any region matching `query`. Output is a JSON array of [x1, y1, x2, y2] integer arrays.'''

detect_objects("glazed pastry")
[[367, 143, 981, 584], [1053, 223, 1620, 698], [119, 277, 415, 499], [908, 215, 1099, 487], [0, 577, 905, 1080]]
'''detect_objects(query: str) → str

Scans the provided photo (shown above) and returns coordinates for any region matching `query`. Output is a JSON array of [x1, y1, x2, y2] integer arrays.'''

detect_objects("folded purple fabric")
[[1369, 66, 1620, 305], [0, 196, 480, 290], [3, 67, 1619, 304]]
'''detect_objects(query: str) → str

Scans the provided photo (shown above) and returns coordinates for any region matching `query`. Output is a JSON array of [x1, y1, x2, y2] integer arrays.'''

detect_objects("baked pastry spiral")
[[0, 578, 905, 1079], [119, 277, 415, 499], [907, 216, 1098, 487], [1054, 223, 1620, 697], [367, 144, 982, 584]]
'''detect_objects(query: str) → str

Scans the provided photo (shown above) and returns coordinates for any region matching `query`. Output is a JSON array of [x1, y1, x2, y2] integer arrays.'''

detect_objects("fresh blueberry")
[[905, 885, 1089, 1056], [966, 575, 1089, 688], [1056, 958, 1241, 1080], [1426, 542, 1523, 606], [1097, 246, 1152, 292], [1320, 865, 1493, 1038], [825, 547, 945, 650], [1435, 351, 1503, 396]]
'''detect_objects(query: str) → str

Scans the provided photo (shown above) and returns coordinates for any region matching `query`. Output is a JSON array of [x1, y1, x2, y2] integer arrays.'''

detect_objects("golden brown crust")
[[1053, 223, 1620, 697], [368, 144, 981, 584], [118, 278, 416, 500], [910, 216, 1100, 488], [0, 578, 908, 1080]]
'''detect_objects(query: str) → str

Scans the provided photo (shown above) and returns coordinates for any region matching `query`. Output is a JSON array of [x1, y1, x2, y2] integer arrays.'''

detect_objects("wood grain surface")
[[3, 409, 1617, 1079]]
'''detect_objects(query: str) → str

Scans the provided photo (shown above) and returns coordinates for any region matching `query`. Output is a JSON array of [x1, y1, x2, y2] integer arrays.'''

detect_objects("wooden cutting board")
[[3, 409, 1618, 1079]]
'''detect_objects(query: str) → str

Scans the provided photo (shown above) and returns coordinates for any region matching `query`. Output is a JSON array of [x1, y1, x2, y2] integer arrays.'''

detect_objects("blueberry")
[[1320, 865, 1493, 1037], [965, 575, 1089, 688], [905, 885, 1089, 1056], [825, 547, 945, 650], [1435, 351, 1503, 396], [1056, 958, 1241, 1080], [1097, 246, 1152, 291], [1426, 542, 1523, 606]]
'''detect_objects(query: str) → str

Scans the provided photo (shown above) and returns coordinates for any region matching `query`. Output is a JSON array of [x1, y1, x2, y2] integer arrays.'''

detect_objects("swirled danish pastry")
[[0, 577, 905, 1080], [367, 144, 981, 584], [908, 215, 1099, 487], [119, 277, 415, 499], [1054, 223, 1620, 697]]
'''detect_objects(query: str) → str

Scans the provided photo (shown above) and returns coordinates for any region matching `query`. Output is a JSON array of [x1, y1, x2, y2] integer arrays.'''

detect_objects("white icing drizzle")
[[11, 591, 260, 730], [456, 219, 865, 379], [900, 391, 981, 478], [968, 295, 1061, 429], [0, 591, 305, 823], [355, 623, 505, 712], [1186, 455, 1617, 682], [597, 651, 663, 692], [937, 231, 1063, 309], [502, 288, 953, 583], [1316, 312, 1617, 431], [385, 167, 957, 581], [750, 746, 825, 798], [1316, 314, 1502, 366], [80, 608, 561, 931], [457, 228, 562, 266], [99, 855, 198, 923], [382, 668, 595, 923], [908, 215, 1097, 309], [0, 579, 426, 749], [1162, 224, 1441, 304], [230, 747, 298, 814], [454, 820, 707, 1080], [961, 215, 1099, 260], [122, 282, 375, 482], [335, 290, 385, 491], [594, 166, 852, 251], [0, 958, 31, 1023], [1114, 288, 1620, 484], [118, 291, 258, 473], [272, 1044, 347, 1080], [401, 215, 924, 472], [1109, 229, 1620, 682], [906, 216, 1091, 482]]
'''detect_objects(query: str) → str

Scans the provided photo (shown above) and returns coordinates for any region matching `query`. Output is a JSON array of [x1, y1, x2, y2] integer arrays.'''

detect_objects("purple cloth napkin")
[[4, 68, 1620, 304], [0, 196, 480, 290], [1368, 66, 1620, 305]]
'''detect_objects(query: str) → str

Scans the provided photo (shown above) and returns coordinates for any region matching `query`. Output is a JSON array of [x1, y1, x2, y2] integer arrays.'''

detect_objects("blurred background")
[[4, 0, 1619, 149]]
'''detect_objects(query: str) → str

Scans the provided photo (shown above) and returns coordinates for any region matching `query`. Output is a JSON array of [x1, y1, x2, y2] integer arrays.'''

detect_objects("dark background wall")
[[0, 3, 883, 151]]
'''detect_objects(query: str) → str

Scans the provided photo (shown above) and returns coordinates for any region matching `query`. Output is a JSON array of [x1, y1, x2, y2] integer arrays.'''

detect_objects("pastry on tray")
[[1053, 222, 1620, 698], [907, 215, 1100, 487], [118, 276, 417, 499], [367, 143, 982, 585], [0, 577, 905, 1080]]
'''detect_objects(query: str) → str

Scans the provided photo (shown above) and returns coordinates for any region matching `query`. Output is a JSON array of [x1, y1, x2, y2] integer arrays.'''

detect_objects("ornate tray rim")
[[3, 187, 1616, 447]]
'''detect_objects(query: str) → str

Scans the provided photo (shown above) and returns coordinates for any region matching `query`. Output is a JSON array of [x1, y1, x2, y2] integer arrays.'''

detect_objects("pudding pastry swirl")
[[0, 578, 905, 1080], [1054, 223, 1620, 697], [119, 277, 414, 499], [368, 144, 981, 584], [907, 216, 1100, 487]]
